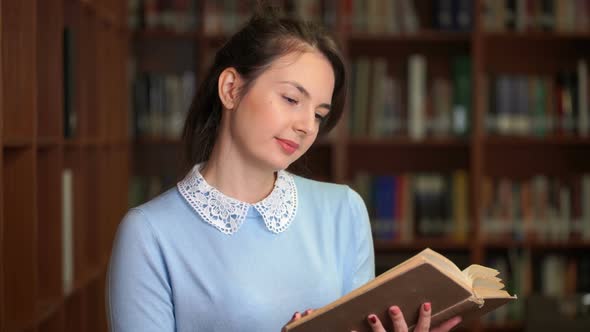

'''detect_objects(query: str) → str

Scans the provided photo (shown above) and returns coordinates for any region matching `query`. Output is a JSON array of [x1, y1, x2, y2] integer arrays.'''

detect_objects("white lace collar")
[[177, 165, 298, 235]]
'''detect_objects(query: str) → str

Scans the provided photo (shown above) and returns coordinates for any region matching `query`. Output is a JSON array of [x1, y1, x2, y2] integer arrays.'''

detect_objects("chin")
[[262, 156, 298, 172]]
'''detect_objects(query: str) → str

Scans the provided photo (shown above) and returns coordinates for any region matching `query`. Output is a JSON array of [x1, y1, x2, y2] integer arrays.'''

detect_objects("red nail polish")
[[369, 315, 377, 324], [292, 312, 299, 319], [424, 303, 431, 311]]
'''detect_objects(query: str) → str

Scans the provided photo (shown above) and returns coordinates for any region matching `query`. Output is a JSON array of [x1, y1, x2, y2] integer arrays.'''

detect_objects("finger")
[[415, 303, 432, 332], [281, 312, 301, 332], [388, 306, 408, 332], [290, 311, 301, 322], [431, 316, 462, 332], [367, 314, 387, 332], [302, 309, 314, 317]]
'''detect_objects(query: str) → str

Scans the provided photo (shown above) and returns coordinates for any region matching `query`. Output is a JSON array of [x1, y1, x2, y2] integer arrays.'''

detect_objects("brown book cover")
[[284, 248, 516, 332]]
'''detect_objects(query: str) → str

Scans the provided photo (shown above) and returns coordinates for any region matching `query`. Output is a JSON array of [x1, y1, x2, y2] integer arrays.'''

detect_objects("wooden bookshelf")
[[0, 0, 129, 331], [128, 1, 590, 331]]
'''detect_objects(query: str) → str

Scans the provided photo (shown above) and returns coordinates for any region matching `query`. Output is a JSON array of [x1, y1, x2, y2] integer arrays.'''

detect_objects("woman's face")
[[228, 49, 335, 171]]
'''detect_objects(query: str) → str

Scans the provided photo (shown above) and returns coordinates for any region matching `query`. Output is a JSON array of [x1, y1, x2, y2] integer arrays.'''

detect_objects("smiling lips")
[[276, 138, 299, 154]]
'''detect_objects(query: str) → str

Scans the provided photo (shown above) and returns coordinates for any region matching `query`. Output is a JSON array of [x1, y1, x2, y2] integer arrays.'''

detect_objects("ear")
[[218, 67, 241, 110]]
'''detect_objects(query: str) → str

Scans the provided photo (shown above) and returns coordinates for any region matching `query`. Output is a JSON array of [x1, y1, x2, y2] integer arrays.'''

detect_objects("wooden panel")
[[65, 1, 99, 140], [36, 0, 63, 139], [114, 32, 130, 141], [64, 146, 85, 287], [87, 276, 107, 332], [37, 147, 63, 302], [100, 147, 113, 263], [346, 140, 470, 177], [484, 34, 590, 75], [290, 144, 333, 181], [3, 148, 37, 331], [96, 21, 109, 140], [82, 148, 100, 270], [38, 307, 65, 332], [65, 290, 87, 332], [0, 0, 4, 328], [103, 146, 130, 260], [2, 0, 37, 140], [484, 139, 590, 177], [347, 35, 470, 60], [134, 37, 196, 73], [133, 140, 184, 178], [83, 6, 99, 139]]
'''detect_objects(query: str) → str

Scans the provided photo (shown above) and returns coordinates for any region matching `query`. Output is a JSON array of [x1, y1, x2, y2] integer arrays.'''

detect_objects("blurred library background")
[[1, 0, 590, 331]]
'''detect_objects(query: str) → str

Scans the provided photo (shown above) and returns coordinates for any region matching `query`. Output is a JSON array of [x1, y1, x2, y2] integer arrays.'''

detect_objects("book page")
[[420, 249, 472, 289]]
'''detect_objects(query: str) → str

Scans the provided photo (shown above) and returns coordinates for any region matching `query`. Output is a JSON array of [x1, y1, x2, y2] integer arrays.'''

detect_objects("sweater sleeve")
[[345, 188, 376, 293], [106, 208, 175, 332]]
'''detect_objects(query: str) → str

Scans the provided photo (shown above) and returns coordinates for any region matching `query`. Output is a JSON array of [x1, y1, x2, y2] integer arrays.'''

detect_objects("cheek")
[[235, 95, 281, 136]]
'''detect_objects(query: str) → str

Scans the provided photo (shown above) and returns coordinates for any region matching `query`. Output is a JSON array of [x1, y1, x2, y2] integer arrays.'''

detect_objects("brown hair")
[[182, 4, 346, 175]]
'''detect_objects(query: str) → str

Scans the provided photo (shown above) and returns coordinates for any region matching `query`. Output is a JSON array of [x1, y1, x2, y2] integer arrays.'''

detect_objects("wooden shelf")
[[484, 136, 590, 177], [68, 262, 108, 301], [63, 138, 116, 147], [484, 239, 590, 251], [347, 31, 471, 57], [484, 135, 590, 147], [484, 31, 590, 42], [374, 238, 470, 252], [136, 29, 200, 40], [346, 138, 469, 175], [348, 31, 472, 43], [37, 137, 63, 147], [2, 138, 34, 148], [135, 137, 182, 145], [1, 0, 129, 330], [36, 297, 64, 328], [349, 137, 469, 147]]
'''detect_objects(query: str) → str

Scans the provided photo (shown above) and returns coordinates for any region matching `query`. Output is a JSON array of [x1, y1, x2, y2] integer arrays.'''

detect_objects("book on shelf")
[[62, 169, 74, 295], [354, 172, 469, 242], [486, 61, 589, 137], [284, 248, 516, 332], [481, 174, 590, 241], [349, 55, 470, 139], [482, 0, 590, 32]]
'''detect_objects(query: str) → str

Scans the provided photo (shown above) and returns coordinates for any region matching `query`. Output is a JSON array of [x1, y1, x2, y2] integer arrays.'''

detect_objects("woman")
[[107, 5, 461, 332]]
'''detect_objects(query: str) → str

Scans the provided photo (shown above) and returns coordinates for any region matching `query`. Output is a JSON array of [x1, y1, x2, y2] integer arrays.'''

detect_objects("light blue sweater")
[[107, 174, 374, 332]]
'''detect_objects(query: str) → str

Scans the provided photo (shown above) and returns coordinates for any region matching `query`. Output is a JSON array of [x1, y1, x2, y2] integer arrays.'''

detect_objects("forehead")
[[260, 50, 335, 99]]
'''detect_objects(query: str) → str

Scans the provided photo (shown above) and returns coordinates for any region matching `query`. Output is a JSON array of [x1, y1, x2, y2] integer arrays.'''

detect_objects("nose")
[[294, 109, 317, 136]]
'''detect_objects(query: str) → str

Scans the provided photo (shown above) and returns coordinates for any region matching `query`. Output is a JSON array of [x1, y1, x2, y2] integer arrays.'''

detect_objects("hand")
[[359, 303, 462, 332], [281, 309, 314, 332]]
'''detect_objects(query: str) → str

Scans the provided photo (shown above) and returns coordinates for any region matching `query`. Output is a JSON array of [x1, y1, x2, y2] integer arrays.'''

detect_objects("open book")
[[284, 248, 516, 332]]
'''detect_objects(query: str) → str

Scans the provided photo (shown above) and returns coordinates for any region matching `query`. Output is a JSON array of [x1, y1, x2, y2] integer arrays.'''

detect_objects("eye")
[[282, 95, 299, 105], [315, 113, 326, 122]]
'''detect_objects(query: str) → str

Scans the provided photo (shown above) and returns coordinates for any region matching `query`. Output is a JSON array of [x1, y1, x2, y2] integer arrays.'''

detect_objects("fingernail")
[[369, 315, 377, 324], [389, 306, 400, 315], [305, 309, 312, 314], [424, 303, 431, 312], [292, 312, 299, 319]]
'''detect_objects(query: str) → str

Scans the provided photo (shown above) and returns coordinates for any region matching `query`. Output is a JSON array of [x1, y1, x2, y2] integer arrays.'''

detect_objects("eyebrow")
[[279, 81, 332, 111]]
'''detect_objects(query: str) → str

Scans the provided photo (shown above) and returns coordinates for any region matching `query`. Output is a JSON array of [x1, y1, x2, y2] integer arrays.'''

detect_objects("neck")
[[201, 143, 276, 204]]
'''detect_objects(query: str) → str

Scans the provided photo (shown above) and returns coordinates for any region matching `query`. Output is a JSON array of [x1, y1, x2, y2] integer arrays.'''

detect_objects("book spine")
[[62, 169, 74, 295], [408, 54, 426, 140]]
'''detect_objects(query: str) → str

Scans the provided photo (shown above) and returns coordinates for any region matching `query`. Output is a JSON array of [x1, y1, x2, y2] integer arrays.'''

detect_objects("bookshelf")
[[1, 0, 129, 331], [129, 0, 590, 331]]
